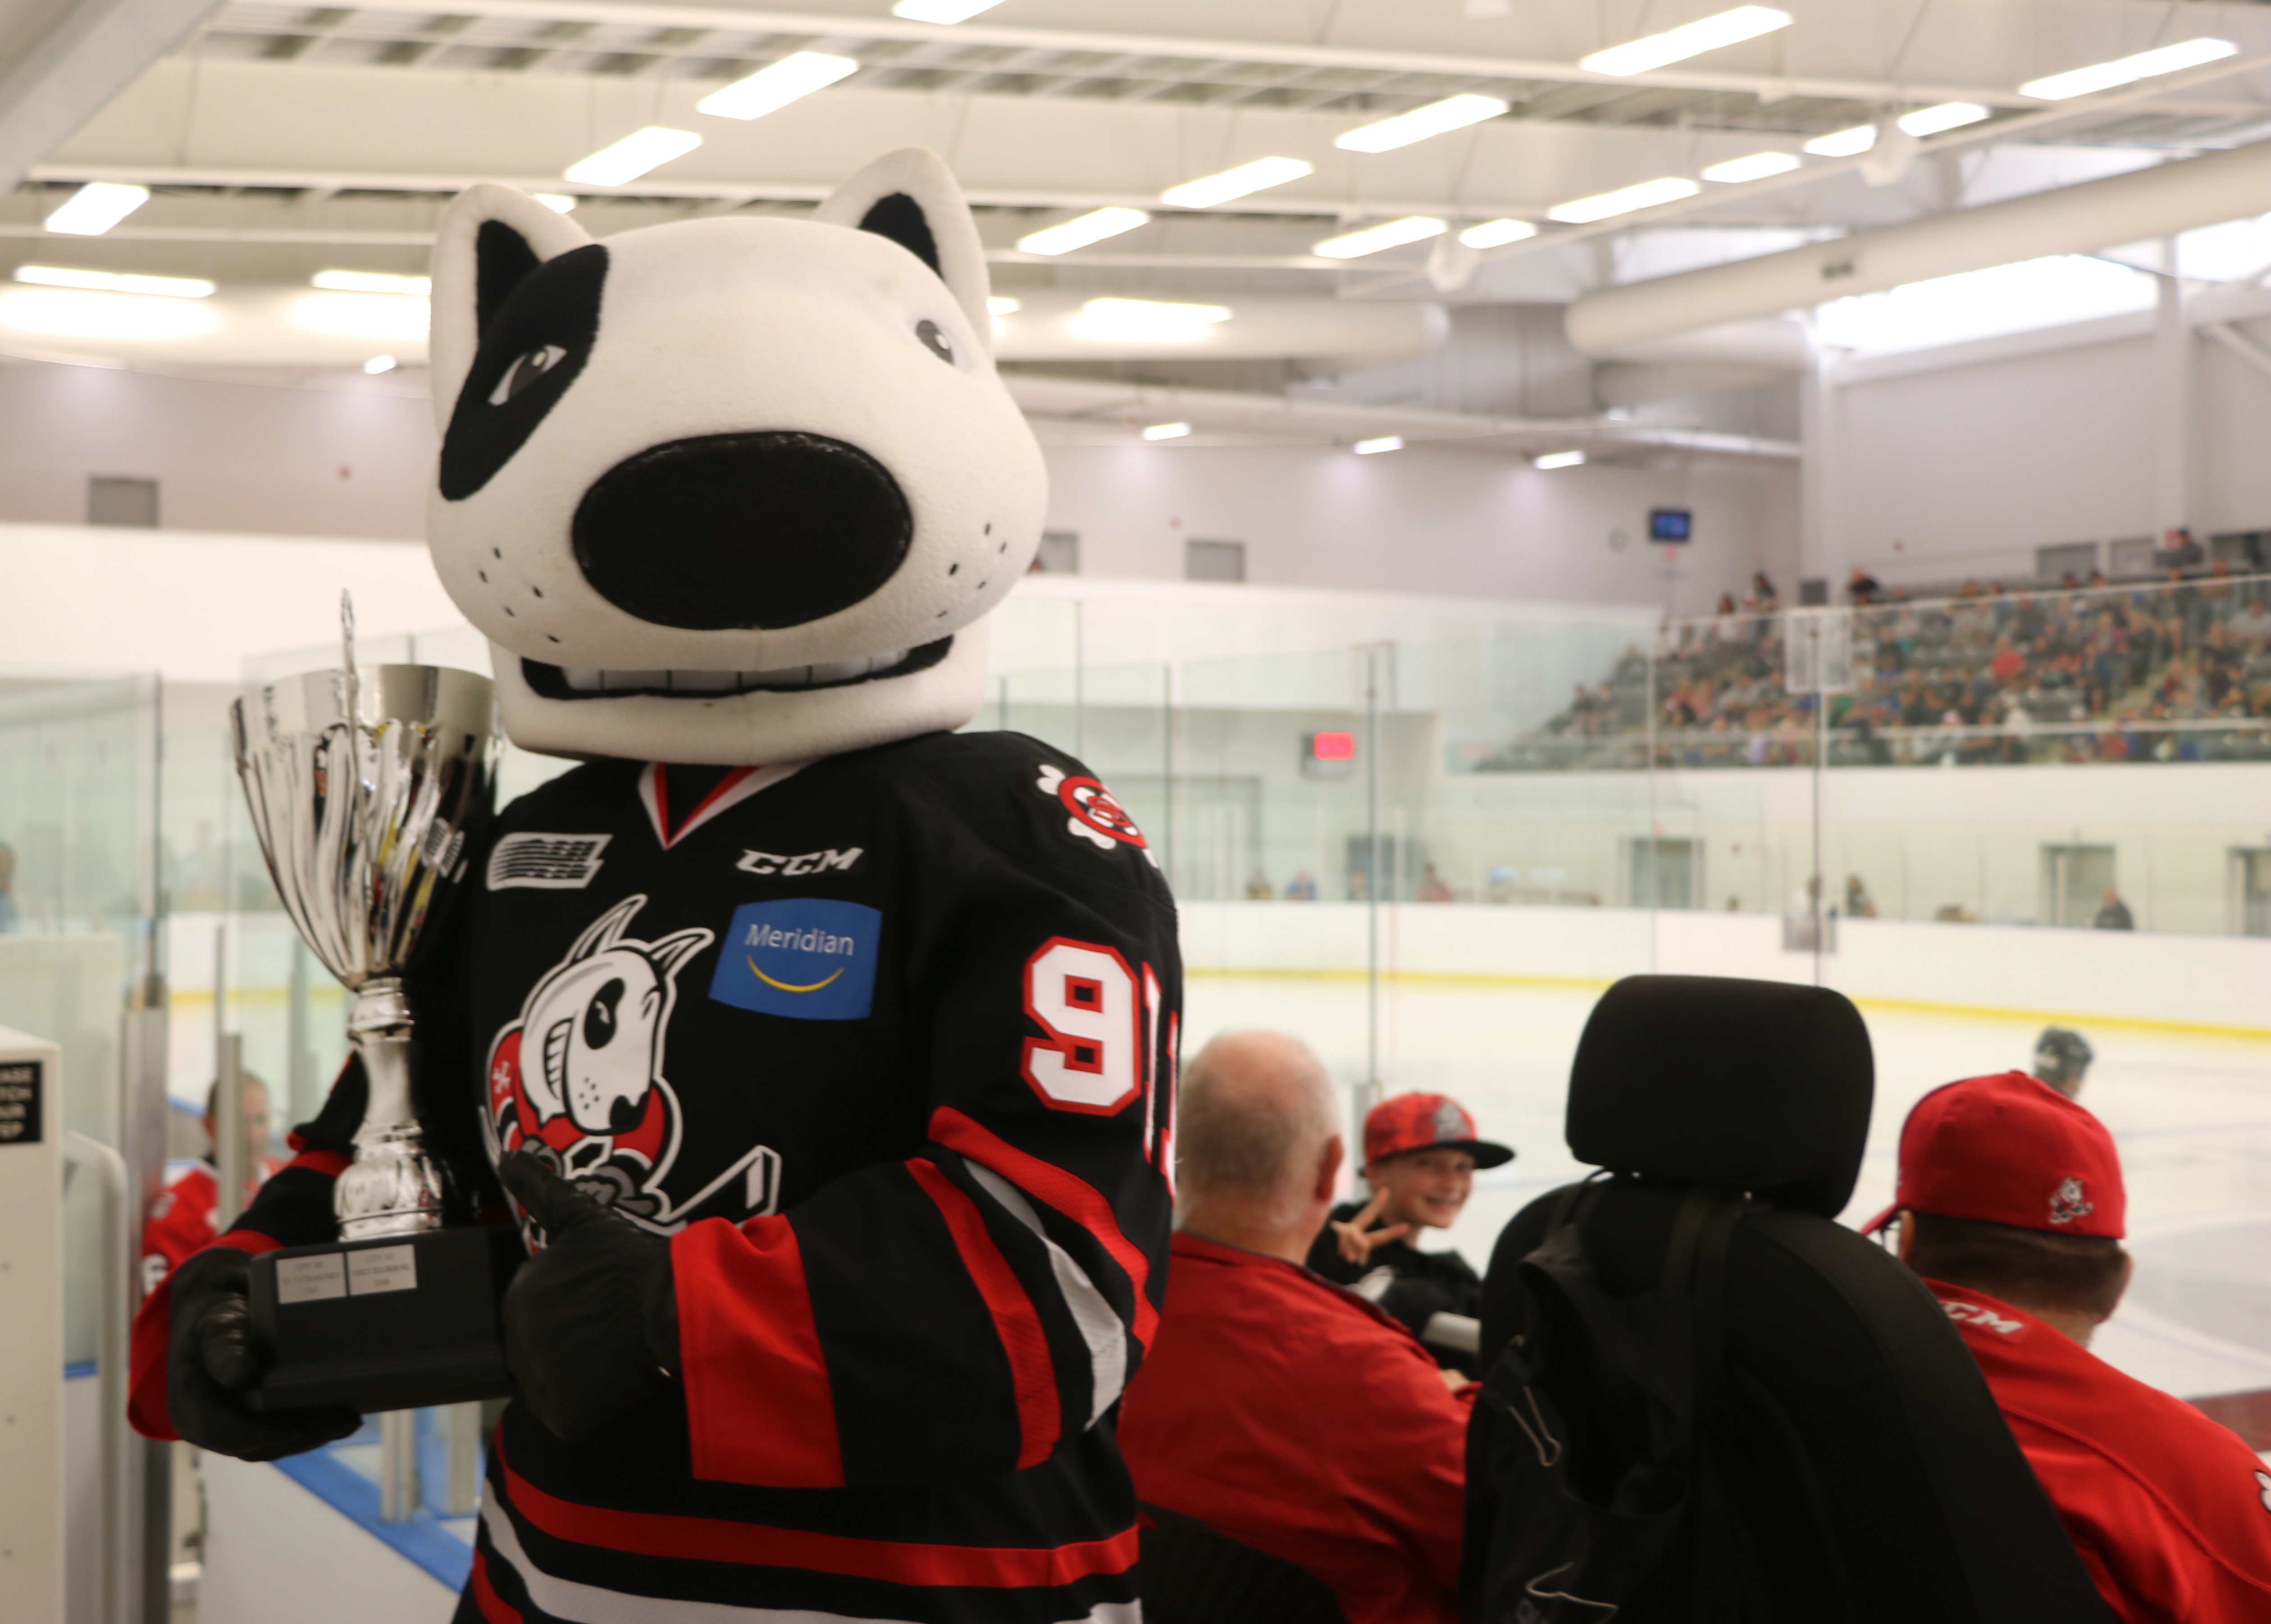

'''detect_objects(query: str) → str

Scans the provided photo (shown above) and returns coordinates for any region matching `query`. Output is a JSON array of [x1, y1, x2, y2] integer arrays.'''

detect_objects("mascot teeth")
[[543, 648, 924, 698]]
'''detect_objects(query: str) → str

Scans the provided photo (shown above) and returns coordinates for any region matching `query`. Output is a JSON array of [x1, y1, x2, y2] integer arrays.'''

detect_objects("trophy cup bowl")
[[231, 664, 522, 1414]]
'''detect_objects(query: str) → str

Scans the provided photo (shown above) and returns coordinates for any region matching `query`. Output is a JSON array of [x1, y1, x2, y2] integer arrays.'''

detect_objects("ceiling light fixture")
[[313, 269, 431, 296], [43, 182, 150, 237], [987, 296, 1021, 315], [1335, 94, 1509, 154], [564, 127, 702, 186], [2021, 37, 2236, 101], [1162, 156, 1314, 209], [1547, 177, 1701, 224], [0, 288, 216, 338], [1314, 216, 1448, 259], [1067, 297, 1231, 343], [1534, 450, 1586, 470], [1459, 218, 1537, 248], [1016, 207, 1151, 255], [292, 294, 431, 341], [532, 193, 579, 214], [14, 265, 213, 298], [697, 51, 858, 120], [363, 355, 398, 374], [1701, 150, 1803, 183], [890, 0, 1004, 21], [1580, 5, 1792, 76], [1354, 435, 1405, 455], [1897, 101, 1989, 136], [1804, 123, 1878, 157], [1142, 422, 1193, 441]]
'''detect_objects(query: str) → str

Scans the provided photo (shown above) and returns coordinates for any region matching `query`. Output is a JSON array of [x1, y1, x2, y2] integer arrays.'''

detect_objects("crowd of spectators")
[[1497, 565, 2271, 771]]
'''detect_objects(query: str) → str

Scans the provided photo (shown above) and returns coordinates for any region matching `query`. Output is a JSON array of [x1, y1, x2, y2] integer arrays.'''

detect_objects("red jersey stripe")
[[906, 1158, 1061, 1470], [928, 1107, 1159, 1349], [497, 1448, 1140, 1588], [128, 1228, 288, 1440], [470, 1551, 525, 1624], [672, 1213, 844, 1488]]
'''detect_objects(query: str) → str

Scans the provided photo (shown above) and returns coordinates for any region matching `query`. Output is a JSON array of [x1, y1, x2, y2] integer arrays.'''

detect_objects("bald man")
[[1117, 1031, 1469, 1624]]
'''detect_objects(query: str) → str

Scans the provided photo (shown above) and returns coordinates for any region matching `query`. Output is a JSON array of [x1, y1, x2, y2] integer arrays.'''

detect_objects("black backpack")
[[1463, 1181, 1847, 1624]]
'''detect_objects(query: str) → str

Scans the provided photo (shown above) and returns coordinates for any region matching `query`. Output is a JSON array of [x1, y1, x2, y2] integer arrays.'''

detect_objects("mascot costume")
[[129, 150, 1182, 1624]]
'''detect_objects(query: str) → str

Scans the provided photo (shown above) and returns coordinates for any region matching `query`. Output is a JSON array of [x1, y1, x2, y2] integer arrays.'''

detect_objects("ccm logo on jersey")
[[1943, 1299, 2028, 1340], [737, 847, 862, 877], [1035, 762, 1157, 866], [710, 899, 881, 1021]]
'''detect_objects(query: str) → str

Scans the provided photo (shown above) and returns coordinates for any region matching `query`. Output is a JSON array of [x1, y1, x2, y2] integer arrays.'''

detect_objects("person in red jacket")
[[140, 1072, 283, 1294], [1119, 1031, 1471, 1624], [1867, 1071, 2271, 1624]]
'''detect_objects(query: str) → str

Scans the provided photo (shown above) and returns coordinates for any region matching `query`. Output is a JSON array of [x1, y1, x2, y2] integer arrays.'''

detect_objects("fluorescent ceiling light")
[[1580, 5, 1792, 76], [292, 293, 431, 340], [1534, 450, 1586, 470], [363, 355, 398, 374], [564, 127, 701, 186], [1804, 123, 1877, 157], [43, 182, 150, 237], [1701, 150, 1803, 183], [1898, 101, 1989, 137], [1314, 216, 1447, 259], [0, 288, 217, 338], [532, 193, 578, 214], [1017, 207, 1150, 255], [987, 296, 1021, 315], [1354, 435, 1405, 455], [15, 265, 212, 298], [891, 0, 1003, 20], [1142, 421, 1192, 441], [1547, 177, 1701, 224], [1335, 94, 1508, 154], [313, 269, 430, 296], [1459, 218, 1537, 248], [1162, 156, 1314, 209], [697, 51, 858, 120], [2021, 37, 2236, 101], [1067, 297, 1231, 343]]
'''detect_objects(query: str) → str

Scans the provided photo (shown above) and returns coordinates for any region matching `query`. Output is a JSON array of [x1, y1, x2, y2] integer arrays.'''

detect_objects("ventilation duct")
[[1566, 138, 2271, 356]]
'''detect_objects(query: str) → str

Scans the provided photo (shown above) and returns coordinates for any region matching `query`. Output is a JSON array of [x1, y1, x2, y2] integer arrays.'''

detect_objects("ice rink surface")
[[1185, 972, 2271, 1405]]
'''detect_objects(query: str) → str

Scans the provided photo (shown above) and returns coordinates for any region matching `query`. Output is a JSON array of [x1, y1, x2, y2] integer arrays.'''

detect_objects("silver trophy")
[[229, 600, 515, 1412]]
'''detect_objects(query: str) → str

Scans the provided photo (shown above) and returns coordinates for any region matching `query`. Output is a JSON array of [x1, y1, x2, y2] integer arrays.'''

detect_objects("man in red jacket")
[[1869, 1071, 2271, 1624], [1119, 1031, 1470, 1624]]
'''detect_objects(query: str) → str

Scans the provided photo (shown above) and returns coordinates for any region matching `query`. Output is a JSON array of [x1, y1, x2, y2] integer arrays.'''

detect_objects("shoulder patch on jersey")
[[711, 899, 881, 1021], [488, 831, 611, 890], [1035, 762, 1156, 866]]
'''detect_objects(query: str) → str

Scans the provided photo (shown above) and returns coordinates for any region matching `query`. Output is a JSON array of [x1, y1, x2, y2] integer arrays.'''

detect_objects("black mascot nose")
[[571, 432, 913, 630]]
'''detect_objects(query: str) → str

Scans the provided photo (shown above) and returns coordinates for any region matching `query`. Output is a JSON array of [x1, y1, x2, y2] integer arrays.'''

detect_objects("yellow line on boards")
[[1185, 968, 2271, 1042]]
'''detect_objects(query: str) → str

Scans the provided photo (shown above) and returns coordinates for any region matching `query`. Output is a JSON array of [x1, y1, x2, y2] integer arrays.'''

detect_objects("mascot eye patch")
[[440, 241, 609, 502], [914, 320, 955, 365], [571, 431, 914, 630]]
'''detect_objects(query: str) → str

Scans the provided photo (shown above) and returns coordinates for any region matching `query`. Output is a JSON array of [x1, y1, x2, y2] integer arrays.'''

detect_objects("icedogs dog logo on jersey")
[[483, 894, 780, 1233], [1036, 762, 1157, 866]]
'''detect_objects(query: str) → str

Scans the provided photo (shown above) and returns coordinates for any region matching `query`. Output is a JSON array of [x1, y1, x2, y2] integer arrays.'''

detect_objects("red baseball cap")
[[1364, 1092, 1514, 1170], [1861, 1071, 2125, 1239]]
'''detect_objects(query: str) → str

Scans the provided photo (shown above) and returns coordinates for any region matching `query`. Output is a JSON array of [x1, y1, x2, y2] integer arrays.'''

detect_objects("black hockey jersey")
[[183, 731, 1182, 1624]]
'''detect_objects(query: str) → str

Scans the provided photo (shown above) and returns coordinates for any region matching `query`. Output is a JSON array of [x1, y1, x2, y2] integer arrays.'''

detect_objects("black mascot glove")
[[499, 1152, 681, 1442], [166, 1247, 361, 1461]]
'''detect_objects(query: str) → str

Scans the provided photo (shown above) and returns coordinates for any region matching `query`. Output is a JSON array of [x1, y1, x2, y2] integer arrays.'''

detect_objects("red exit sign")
[[1310, 730, 1357, 761]]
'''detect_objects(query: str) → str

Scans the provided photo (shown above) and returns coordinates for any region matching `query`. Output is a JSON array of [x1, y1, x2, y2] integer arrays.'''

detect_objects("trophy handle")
[[337, 978, 448, 1239]]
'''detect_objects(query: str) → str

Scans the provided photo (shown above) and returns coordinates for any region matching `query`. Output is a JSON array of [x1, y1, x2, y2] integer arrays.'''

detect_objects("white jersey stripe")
[[966, 1163, 1130, 1427], [482, 1496, 1141, 1624]]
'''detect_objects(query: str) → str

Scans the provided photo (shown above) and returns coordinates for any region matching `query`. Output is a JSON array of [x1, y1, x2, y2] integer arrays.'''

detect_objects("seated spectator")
[[1306, 1091, 1511, 1376], [142, 1071, 282, 1294], [1243, 867, 1274, 900], [1118, 1032, 1469, 1624], [1869, 1073, 2271, 1622], [1844, 874, 1878, 918], [0, 839, 18, 932], [1414, 863, 1453, 903], [2093, 887, 2135, 930], [1283, 869, 1318, 901]]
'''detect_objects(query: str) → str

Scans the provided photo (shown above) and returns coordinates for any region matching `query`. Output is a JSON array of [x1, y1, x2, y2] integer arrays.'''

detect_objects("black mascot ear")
[[814, 149, 993, 350], [428, 184, 595, 432]]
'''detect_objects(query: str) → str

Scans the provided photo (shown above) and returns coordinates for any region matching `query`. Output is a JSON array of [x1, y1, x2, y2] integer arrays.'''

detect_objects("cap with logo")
[[1363, 1091, 1514, 1170], [1861, 1070, 2125, 1239]]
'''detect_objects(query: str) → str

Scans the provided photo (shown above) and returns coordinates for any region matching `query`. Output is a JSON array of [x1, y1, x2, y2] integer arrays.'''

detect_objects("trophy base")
[[246, 1226, 525, 1414]]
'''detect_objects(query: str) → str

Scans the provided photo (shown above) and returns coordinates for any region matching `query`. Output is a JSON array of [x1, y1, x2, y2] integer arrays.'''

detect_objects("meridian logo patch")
[[709, 899, 881, 1021]]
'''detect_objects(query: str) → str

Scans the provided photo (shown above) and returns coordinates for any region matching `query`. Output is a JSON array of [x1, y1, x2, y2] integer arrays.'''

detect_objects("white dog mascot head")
[[424, 149, 1046, 765]]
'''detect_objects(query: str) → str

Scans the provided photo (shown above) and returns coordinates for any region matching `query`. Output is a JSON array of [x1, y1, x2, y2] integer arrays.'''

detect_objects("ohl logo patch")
[[710, 899, 881, 1021]]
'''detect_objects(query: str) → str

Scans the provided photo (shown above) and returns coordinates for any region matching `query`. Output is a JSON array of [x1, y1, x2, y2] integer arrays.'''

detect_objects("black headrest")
[[1567, 975, 1874, 1217]]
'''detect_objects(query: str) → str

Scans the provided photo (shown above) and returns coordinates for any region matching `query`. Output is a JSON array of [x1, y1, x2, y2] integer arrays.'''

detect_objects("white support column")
[[2152, 239, 2192, 543], [1799, 324, 1840, 599]]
